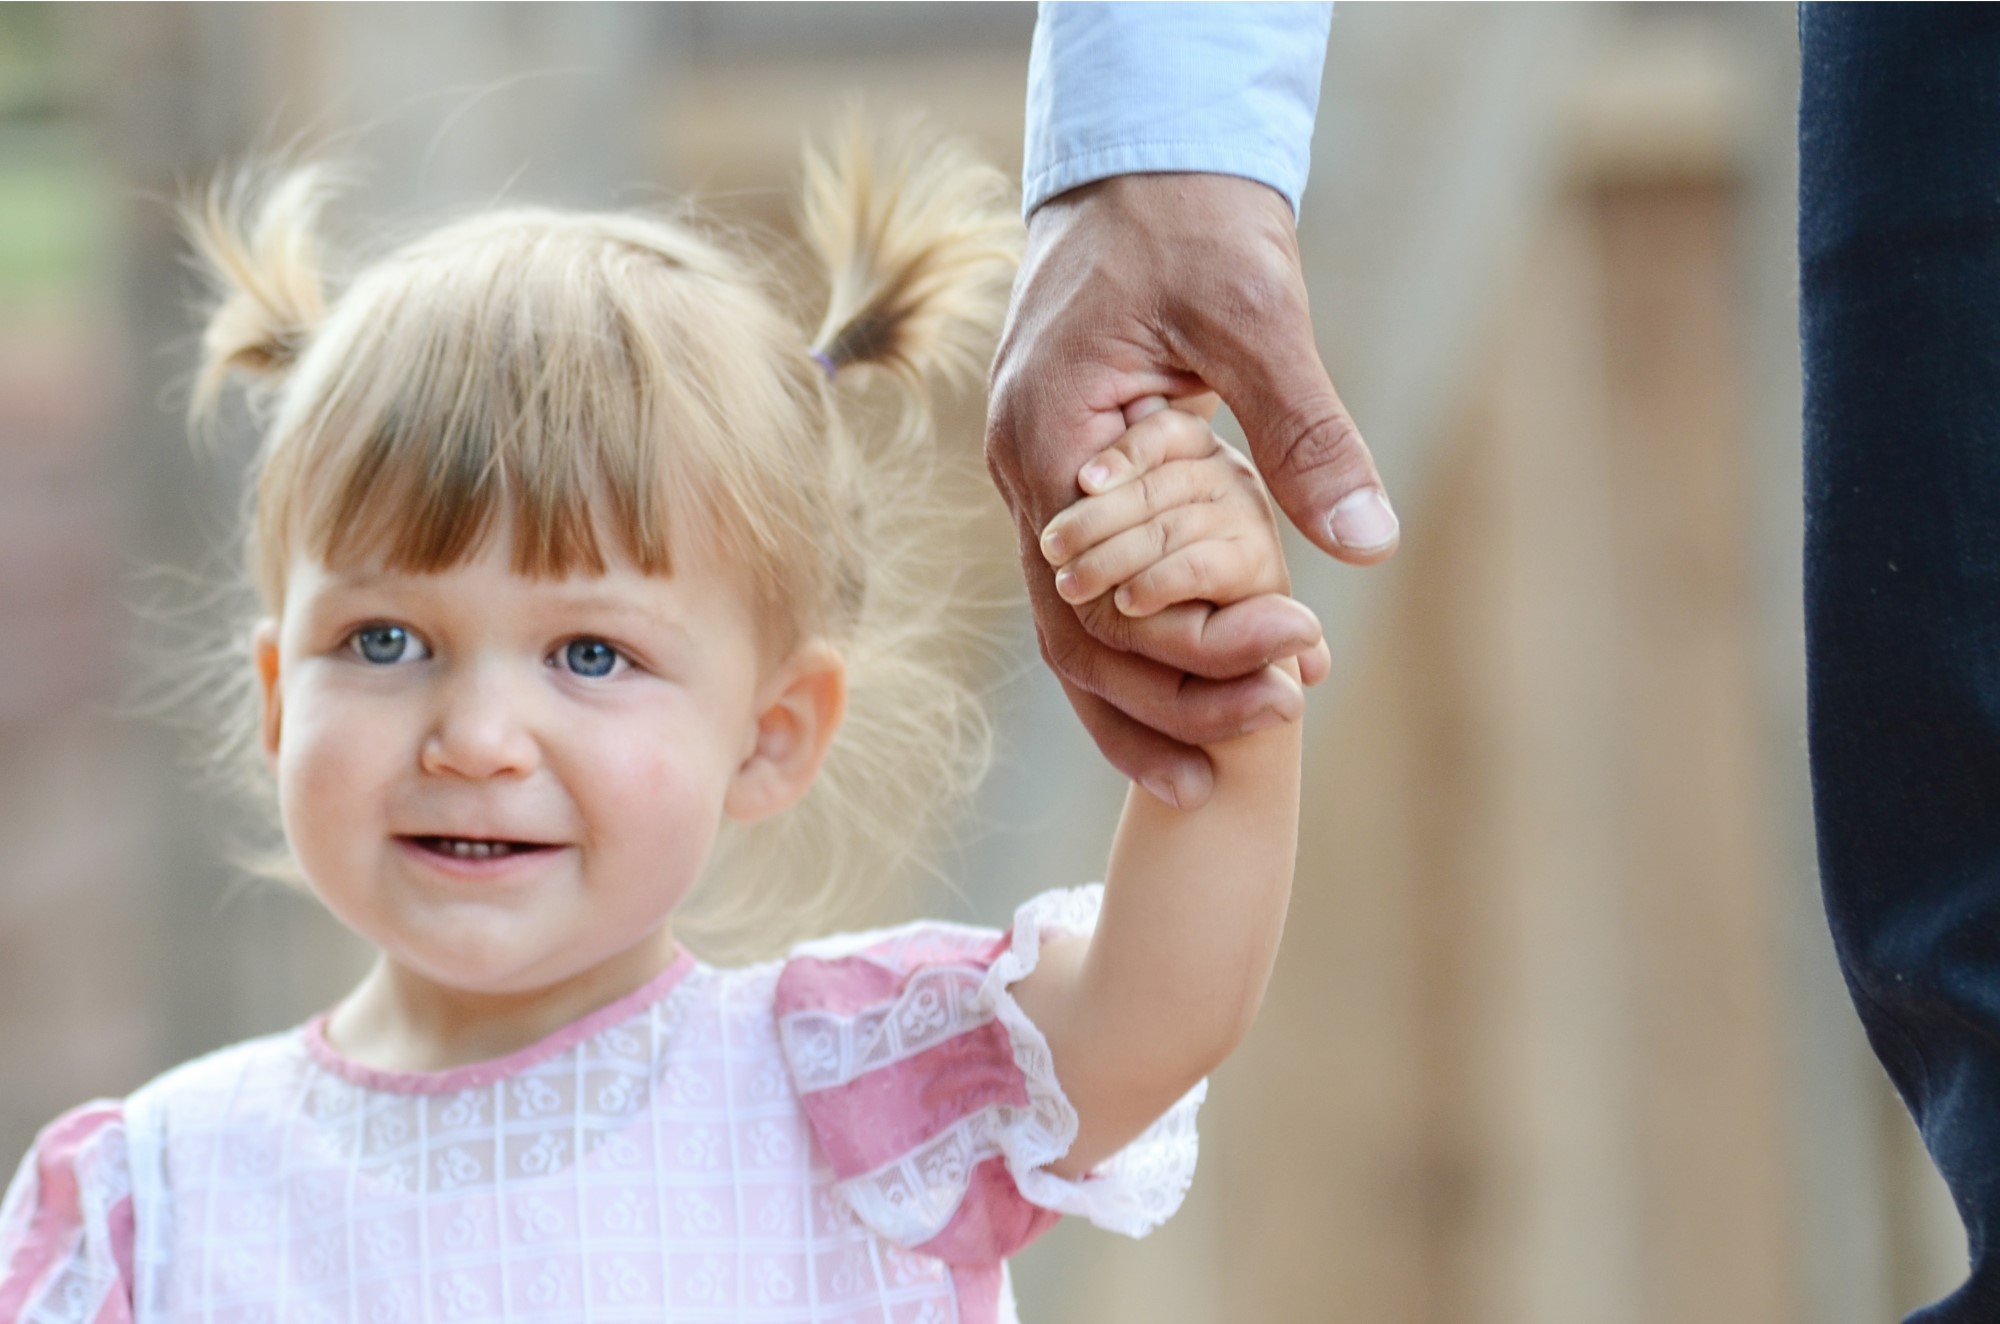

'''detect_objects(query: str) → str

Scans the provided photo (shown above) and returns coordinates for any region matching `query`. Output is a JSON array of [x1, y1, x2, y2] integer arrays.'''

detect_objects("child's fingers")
[[1053, 502, 1235, 604], [1172, 390, 1223, 422], [1043, 457, 1235, 568], [1075, 406, 1220, 497], [1113, 539, 1266, 618], [1299, 637, 1332, 687], [1123, 391, 1223, 425]]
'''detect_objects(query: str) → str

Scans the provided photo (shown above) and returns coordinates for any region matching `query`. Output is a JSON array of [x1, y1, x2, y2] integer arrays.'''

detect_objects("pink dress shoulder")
[[0, 1100, 133, 1324], [0, 886, 1203, 1324]]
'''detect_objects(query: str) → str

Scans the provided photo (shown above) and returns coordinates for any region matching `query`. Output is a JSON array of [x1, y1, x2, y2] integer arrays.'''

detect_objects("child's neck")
[[324, 929, 682, 1075]]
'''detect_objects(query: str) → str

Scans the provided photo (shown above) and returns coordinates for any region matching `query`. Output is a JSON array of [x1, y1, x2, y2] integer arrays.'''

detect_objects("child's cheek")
[[585, 746, 725, 923], [626, 744, 729, 831], [272, 681, 395, 900]]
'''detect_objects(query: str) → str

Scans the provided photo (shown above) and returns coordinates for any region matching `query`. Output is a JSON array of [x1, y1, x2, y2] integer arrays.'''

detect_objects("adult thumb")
[[1219, 325, 1399, 566]]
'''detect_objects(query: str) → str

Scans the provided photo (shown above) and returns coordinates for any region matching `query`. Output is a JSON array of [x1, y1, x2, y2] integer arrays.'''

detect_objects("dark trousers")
[[1802, 5, 2000, 1318]]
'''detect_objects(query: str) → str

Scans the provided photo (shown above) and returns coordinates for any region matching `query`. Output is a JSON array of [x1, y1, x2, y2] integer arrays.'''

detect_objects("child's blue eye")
[[350, 625, 427, 665], [560, 638, 621, 678]]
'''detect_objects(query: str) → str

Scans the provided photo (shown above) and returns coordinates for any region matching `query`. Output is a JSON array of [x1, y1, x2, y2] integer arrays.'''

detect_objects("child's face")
[[254, 529, 842, 998]]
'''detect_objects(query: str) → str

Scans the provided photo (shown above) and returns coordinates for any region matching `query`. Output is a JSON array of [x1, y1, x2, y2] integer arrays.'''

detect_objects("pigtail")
[[681, 122, 1023, 959], [183, 165, 336, 424], [801, 116, 1019, 399]]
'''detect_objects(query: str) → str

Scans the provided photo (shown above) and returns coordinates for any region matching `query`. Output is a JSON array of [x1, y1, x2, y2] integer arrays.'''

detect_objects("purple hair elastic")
[[809, 348, 838, 381]]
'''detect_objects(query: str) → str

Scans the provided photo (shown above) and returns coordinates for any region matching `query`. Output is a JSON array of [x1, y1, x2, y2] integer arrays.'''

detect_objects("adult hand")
[[986, 172, 1397, 809]]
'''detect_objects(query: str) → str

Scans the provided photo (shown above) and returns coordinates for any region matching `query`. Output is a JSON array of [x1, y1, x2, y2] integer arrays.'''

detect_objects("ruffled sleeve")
[[0, 1102, 135, 1324], [775, 885, 1205, 1264]]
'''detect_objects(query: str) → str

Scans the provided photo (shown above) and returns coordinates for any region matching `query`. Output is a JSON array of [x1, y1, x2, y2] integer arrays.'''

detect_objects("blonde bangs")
[[254, 212, 793, 608]]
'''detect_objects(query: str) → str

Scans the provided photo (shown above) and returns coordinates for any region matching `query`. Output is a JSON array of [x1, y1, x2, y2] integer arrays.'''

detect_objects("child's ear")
[[253, 620, 282, 767], [724, 642, 847, 824]]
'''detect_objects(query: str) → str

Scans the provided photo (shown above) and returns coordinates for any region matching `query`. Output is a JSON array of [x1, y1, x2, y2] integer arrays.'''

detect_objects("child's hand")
[[1015, 396, 1317, 1180], [1037, 403, 1332, 686]]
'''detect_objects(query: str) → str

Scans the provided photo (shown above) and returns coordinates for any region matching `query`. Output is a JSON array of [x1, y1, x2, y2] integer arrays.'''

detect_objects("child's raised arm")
[[1012, 405, 1312, 1179]]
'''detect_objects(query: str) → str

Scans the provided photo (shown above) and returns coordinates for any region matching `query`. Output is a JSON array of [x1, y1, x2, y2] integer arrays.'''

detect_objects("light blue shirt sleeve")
[[1023, 1, 1333, 217]]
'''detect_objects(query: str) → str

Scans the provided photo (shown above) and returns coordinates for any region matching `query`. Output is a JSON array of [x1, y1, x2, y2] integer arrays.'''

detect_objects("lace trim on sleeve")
[[979, 885, 1205, 1239], [823, 886, 1205, 1244]]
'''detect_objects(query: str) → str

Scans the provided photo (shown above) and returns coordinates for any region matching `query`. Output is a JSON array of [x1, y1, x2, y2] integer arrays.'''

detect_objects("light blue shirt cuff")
[[1024, 1, 1333, 217]]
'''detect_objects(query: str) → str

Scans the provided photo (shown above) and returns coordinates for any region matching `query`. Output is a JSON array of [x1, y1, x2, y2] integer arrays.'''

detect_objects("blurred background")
[[0, 4, 1970, 1321]]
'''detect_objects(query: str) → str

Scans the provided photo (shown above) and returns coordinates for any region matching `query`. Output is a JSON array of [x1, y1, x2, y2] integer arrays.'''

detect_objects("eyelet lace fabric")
[[779, 887, 1203, 1250], [1, 888, 1203, 1324], [0, 1103, 133, 1324]]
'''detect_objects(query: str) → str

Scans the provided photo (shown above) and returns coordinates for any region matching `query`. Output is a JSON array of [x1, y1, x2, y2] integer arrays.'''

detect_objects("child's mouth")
[[407, 836, 556, 861]]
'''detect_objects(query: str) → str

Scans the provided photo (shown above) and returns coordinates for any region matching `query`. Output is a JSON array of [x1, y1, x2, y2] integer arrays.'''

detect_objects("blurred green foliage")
[[0, 4, 106, 319], [0, 4, 70, 124]]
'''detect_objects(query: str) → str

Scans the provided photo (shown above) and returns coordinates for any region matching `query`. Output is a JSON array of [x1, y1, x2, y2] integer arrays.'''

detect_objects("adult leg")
[[1802, 6, 2000, 1318]]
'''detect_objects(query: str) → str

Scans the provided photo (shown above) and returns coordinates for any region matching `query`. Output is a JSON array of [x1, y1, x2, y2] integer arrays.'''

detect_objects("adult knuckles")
[[1135, 604, 1279, 681], [1132, 605, 1207, 662], [1036, 612, 1109, 695], [1262, 395, 1369, 490], [1200, 596, 1314, 665], [1084, 710, 1189, 787], [1175, 673, 1293, 741], [1078, 596, 1144, 652]]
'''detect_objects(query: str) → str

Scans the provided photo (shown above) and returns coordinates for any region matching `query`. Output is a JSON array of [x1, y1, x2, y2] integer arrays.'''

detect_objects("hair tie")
[[809, 348, 838, 381]]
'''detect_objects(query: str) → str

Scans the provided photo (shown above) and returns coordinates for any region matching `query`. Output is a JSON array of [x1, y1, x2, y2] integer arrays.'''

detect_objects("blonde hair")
[[183, 120, 1021, 959]]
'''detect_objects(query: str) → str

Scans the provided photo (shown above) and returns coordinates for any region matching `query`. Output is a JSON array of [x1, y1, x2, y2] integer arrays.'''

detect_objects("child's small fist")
[[1040, 407, 1291, 620], [1048, 410, 1296, 616]]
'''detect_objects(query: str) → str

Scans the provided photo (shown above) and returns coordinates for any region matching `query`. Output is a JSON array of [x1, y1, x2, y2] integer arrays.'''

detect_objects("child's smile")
[[407, 836, 555, 861], [396, 832, 566, 875]]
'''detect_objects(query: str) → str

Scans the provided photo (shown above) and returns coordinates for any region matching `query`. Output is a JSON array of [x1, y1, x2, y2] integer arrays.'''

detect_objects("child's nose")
[[420, 662, 540, 780]]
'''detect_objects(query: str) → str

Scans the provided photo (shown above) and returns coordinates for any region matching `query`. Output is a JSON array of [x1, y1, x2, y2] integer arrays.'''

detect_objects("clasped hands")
[[987, 174, 1398, 809], [1040, 392, 1326, 718]]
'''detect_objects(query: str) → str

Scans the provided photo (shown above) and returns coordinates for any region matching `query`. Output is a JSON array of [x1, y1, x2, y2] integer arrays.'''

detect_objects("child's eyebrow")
[[535, 592, 695, 641]]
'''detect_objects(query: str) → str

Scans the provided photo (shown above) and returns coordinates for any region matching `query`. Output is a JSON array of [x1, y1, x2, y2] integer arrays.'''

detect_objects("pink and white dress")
[[0, 886, 1203, 1324]]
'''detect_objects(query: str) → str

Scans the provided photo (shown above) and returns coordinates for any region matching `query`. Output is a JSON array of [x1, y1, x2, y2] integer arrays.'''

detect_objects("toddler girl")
[[0, 124, 1312, 1324]]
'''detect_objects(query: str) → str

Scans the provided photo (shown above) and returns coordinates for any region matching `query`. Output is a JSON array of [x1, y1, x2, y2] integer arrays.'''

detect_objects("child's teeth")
[[445, 839, 506, 858]]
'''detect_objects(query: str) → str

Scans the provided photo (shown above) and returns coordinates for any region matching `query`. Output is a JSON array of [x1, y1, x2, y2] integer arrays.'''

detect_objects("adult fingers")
[[1172, 192, 1400, 565], [1056, 675, 1215, 809], [1064, 664, 1312, 808], [1038, 577, 1306, 740], [1214, 326, 1399, 565], [1076, 592, 1323, 680]]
